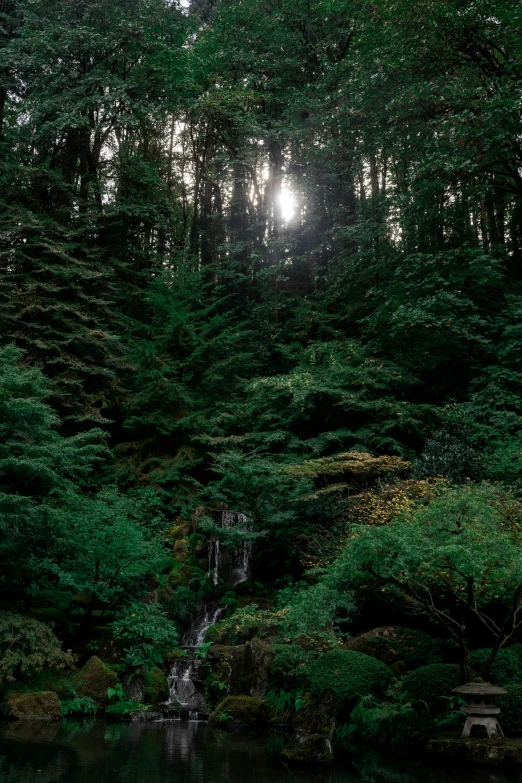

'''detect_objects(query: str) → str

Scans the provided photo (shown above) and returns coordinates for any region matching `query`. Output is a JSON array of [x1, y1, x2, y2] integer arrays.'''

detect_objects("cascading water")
[[208, 540, 220, 586], [166, 605, 225, 714], [164, 508, 252, 721], [231, 541, 253, 586], [167, 658, 202, 708], [182, 605, 224, 647], [207, 510, 252, 586]]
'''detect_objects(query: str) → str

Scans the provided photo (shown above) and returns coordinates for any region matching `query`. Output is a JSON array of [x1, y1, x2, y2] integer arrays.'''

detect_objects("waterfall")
[[221, 510, 248, 529], [206, 510, 252, 586], [182, 605, 224, 647], [167, 605, 225, 713], [164, 508, 253, 721], [208, 539, 220, 586], [167, 657, 201, 707], [231, 541, 253, 586]]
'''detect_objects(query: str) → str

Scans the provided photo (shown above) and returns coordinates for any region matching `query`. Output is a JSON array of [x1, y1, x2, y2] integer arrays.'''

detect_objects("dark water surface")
[[0, 720, 520, 783]]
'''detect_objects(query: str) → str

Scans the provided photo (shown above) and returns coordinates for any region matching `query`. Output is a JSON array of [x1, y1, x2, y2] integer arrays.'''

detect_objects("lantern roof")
[[452, 679, 507, 696]]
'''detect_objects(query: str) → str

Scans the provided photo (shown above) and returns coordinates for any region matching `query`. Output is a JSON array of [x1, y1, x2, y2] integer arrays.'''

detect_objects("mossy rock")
[[165, 649, 188, 664], [173, 539, 190, 562], [74, 655, 118, 708], [282, 692, 336, 766], [105, 701, 149, 719], [310, 650, 393, 715], [5, 691, 61, 720], [167, 563, 192, 589], [207, 639, 274, 698], [343, 627, 442, 670], [401, 663, 461, 708], [168, 571, 186, 589], [167, 522, 193, 541], [143, 667, 169, 704], [209, 695, 270, 727]]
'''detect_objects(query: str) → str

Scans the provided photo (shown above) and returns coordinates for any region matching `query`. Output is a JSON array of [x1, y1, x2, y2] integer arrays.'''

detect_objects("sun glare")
[[279, 185, 297, 223]]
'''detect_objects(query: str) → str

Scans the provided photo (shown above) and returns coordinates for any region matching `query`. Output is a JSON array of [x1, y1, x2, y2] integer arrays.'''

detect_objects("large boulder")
[[343, 627, 442, 672], [143, 667, 169, 704], [209, 695, 270, 727], [123, 666, 169, 705], [5, 691, 61, 720], [74, 655, 118, 708], [282, 692, 335, 766], [207, 638, 274, 699]]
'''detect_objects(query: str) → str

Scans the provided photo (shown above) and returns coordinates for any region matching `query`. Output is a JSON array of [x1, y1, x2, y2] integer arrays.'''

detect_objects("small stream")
[[0, 721, 519, 783]]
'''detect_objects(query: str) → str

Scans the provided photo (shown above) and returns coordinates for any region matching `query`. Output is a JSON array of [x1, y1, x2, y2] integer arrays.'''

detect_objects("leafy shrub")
[[61, 696, 98, 717], [265, 688, 306, 719], [498, 685, 522, 736], [206, 605, 286, 645], [401, 664, 460, 708], [344, 627, 443, 670], [205, 673, 229, 708], [112, 602, 179, 668], [337, 695, 431, 749], [310, 650, 393, 714], [0, 612, 70, 684], [471, 646, 522, 684], [107, 683, 125, 703], [269, 644, 317, 692]]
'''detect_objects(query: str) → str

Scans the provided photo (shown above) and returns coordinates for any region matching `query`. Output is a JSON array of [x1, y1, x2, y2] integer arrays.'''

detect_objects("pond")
[[0, 720, 520, 783]]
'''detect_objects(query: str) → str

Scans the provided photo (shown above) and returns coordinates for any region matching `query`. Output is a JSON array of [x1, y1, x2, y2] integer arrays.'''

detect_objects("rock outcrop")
[[207, 638, 274, 699], [209, 695, 270, 727], [282, 692, 336, 766], [5, 691, 61, 720], [428, 738, 522, 767], [74, 655, 118, 708]]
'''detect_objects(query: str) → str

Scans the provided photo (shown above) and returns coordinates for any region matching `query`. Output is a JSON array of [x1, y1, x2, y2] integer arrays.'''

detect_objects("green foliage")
[[37, 488, 171, 608], [0, 612, 70, 685], [112, 602, 179, 668], [206, 605, 285, 646], [105, 701, 149, 716], [337, 484, 522, 676], [401, 665, 461, 709], [344, 627, 443, 671], [204, 673, 229, 708], [498, 685, 522, 737], [471, 646, 522, 685], [61, 695, 98, 717], [2, 0, 522, 710], [269, 644, 316, 693], [338, 695, 431, 749], [265, 688, 306, 719], [310, 650, 393, 714], [107, 683, 126, 704], [0, 345, 105, 589]]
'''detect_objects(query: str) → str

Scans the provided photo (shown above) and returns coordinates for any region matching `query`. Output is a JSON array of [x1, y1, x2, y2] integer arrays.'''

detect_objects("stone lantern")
[[452, 680, 507, 739]]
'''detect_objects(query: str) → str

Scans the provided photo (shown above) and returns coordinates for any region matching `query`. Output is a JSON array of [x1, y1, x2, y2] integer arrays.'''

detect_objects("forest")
[[1, 0, 522, 759]]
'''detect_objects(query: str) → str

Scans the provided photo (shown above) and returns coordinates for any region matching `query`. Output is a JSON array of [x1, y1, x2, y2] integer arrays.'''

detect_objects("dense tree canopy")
[[1, 0, 522, 701]]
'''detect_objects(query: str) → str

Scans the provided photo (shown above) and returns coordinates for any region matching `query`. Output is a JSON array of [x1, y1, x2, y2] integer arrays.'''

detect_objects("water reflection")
[[0, 720, 521, 783]]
